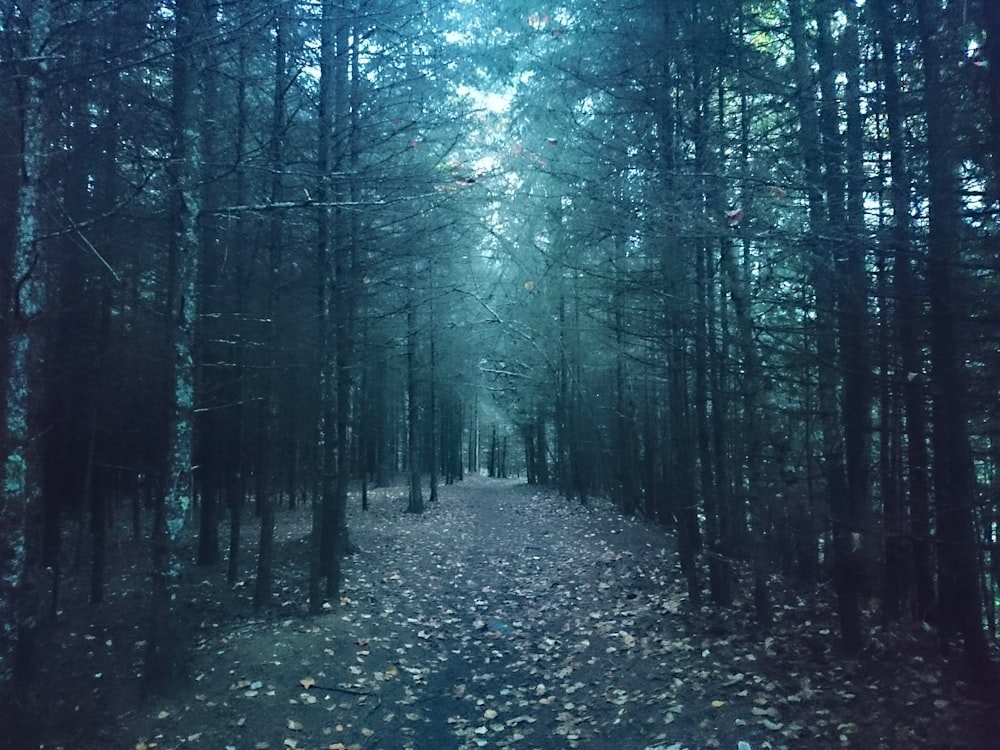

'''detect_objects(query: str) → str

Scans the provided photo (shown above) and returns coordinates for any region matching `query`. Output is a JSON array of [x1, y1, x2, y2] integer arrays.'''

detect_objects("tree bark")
[[788, 0, 862, 652], [872, 0, 934, 622], [254, 2, 290, 610], [146, 0, 203, 689], [916, 0, 991, 674], [406, 302, 424, 513], [0, 0, 50, 690]]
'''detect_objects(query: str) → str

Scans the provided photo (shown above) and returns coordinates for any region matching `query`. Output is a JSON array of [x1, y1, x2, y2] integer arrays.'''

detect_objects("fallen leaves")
[[122, 479, 992, 750]]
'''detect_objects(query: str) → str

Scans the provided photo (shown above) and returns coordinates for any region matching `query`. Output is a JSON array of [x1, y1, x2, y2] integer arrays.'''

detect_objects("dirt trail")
[[68, 476, 998, 750], [333, 475, 687, 749], [130, 476, 711, 750]]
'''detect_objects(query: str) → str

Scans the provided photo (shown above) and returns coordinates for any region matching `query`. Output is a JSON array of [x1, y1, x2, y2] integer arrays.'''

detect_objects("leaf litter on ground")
[[22, 477, 998, 750]]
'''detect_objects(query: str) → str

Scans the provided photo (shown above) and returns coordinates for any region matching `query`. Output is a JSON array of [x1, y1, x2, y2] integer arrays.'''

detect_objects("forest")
[[1, 0, 999, 746]]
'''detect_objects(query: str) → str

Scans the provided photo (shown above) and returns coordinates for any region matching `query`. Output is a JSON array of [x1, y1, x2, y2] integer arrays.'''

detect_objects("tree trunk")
[[428, 287, 439, 502], [226, 479, 242, 587], [406, 303, 423, 513], [332, 12, 353, 564], [788, 0, 862, 652], [146, 0, 203, 690], [254, 3, 290, 611], [836, 0, 873, 646], [916, 0, 991, 674], [311, 0, 336, 613], [872, 0, 934, 621], [0, 0, 50, 689], [984, 1, 1000, 196]]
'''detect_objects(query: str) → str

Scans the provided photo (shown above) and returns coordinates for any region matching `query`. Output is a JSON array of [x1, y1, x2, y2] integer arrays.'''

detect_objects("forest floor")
[[7, 476, 1000, 750]]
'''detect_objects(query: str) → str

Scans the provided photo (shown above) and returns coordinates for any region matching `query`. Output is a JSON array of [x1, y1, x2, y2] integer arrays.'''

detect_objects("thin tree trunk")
[[254, 3, 289, 611], [332, 12, 353, 565], [226, 479, 242, 587], [0, 0, 50, 690], [789, 0, 861, 652], [428, 278, 439, 502], [872, 0, 935, 622], [984, 1, 1000, 195], [86, 412, 105, 604], [311, 0, 336, 613], [146, 0, 203, 689], [406, 303, 424, 513], [837, 0, 873, 644]]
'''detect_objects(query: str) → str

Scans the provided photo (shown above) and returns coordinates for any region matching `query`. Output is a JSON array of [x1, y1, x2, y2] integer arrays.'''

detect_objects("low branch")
[[480, 367, 529, 379], [203, 198, 379, 214], [203, 190, 440, 216]]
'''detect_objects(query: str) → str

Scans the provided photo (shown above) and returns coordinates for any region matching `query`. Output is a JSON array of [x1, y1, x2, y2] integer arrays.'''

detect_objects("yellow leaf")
[[385, 665, 398, 677], [711, 700, 726, 708], [484, 708, 498, 719], [300, 676, 316, 689]]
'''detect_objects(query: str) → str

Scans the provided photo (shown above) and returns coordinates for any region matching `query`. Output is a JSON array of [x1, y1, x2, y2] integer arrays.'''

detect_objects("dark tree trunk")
[[253, 440, 275, 609], [311, 0, 336, 613], [789, 0, 861, 651], [253, 3, 289, 611], [145, 0, 203, 690], [406, 304, 423, 513], [872, 0, 934, 621], [836, 0, 873, 644], [332, 12, 353, 564], [197, 489, 220, 567], [916, 0, 991, 674], [534, 408, 548, 486], [523, 422, 537, 485], [428, 297, 439, 502], [226, 480, 242, 587], [984, 1, 1000, 194], [488, 426, 497, 479], [84, 412, 102, 607]]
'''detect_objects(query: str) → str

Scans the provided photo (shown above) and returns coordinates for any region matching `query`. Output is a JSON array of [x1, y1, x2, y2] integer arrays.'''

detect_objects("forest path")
[[127, 477, 998, 750], [137, 477, 725, 750], [333, 475, 690, 749]]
